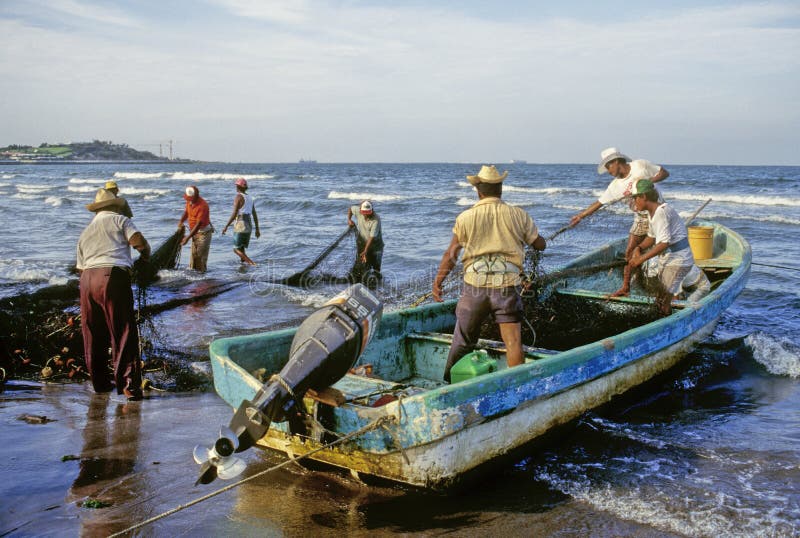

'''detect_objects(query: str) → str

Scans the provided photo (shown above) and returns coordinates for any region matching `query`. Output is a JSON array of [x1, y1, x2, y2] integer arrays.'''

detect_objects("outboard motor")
[[194, 283, 382, 485]]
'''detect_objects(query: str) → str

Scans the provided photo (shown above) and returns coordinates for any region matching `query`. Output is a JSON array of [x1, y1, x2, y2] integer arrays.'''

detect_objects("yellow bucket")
[[688, 226, 714, 260]]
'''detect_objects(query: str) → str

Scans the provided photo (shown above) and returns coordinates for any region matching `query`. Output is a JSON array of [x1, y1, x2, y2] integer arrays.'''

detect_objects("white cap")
[[185, 187, 196, 197], [360, 201, 373, 214]]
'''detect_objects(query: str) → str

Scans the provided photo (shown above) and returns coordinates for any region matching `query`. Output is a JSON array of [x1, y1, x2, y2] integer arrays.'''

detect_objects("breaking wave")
[[113, 172, 166, 179], [745, 332, 800, 378], [327, 191, 407, 202], [15, 184, 53, 193], [677, 210, 800, 226], [169, 172, 275, 181], [45, 196, 71, 207], [69, 178, 108, 184], [669, 191, 800, 207]]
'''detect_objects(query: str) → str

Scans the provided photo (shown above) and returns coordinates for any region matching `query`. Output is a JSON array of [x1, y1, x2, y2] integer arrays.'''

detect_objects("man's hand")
[[180, 237, 189, 246], [348, 219, 355, 227], [432, 281, 444, 302], [255, 230, 261, 239], [359, 250, 367, 263], [221, 226, 228, 236]]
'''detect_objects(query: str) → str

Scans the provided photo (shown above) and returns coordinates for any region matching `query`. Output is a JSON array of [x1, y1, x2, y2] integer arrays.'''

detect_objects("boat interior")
[[239, 225, 743, 408]]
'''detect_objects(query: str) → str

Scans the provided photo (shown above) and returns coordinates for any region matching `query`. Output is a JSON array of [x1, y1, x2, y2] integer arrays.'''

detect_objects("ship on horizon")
[[510, 159, 527, 164], [298, 158, 317, 164]]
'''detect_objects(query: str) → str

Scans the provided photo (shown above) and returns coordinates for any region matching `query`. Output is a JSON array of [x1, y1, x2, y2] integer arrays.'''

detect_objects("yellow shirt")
[[453, 197, 539, 287]]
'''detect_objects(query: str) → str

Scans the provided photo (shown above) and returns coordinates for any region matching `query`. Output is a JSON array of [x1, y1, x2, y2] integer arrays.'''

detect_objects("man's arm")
[[129, 232, 151, 259], [347, 207, 355, 227], [570, 201, 603, 227], [222, 194, 244, 235], [530, 235, 546, 251], [433, 235, 462, 302], [360, 237, 373, 263], [181, 222, 202, 245], [253, 205, 260, 238], [652, 167, 669, 184], [178, 209, 188, 227]]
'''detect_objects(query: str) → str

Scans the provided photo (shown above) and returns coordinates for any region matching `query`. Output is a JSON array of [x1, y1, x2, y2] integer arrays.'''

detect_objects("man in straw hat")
[[104, 180, 133, 218], [433, 165, 546, 382], [76, 188, 151, 400], [178, 185, 213, 272], [570, 147, 669, 261], [615, 179, 710, 314]]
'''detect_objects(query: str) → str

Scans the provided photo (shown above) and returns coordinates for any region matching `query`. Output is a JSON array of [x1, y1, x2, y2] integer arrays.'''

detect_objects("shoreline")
[[0, 159, 197, 165]]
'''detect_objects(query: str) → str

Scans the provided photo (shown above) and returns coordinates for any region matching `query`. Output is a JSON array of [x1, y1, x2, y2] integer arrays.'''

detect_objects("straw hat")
[[86, 188, 126, 212], [597, 147, 630, 174], [105, 180, 118, 190], [466, 165, 508, 186]]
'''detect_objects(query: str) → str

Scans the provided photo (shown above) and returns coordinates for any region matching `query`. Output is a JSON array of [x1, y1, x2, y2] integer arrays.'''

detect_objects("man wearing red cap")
[[178, 185, 213, 272], [222, 178, 260, 265], [347, 200, 383, 276]]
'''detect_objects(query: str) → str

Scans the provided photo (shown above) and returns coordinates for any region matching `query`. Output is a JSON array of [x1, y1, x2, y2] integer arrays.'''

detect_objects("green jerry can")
[[450, 349, 496, 383]]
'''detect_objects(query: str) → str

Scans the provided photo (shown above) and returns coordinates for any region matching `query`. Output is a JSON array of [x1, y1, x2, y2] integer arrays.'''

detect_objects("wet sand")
[[1, 381, 672, 537]]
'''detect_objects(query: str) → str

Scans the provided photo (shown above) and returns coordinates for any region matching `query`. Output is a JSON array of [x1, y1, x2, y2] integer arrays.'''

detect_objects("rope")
[[108, 415, 394, 537], [752, 261, 800, 273]]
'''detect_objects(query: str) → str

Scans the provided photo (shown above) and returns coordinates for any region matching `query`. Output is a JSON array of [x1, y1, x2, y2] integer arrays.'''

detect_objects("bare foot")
[[608, 287, 630, 298]]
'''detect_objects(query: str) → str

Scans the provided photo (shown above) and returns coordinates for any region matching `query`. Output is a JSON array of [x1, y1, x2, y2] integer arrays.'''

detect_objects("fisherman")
[[433, 165, 546, 382], [347, 200, 384, 276], [76, 188, 150, 400], [178, 185, 213, 272], [104, 180, 133, 218], [222, 178, 260, 266], [570, 147, 669, 260], [614, 179, 711, 314]]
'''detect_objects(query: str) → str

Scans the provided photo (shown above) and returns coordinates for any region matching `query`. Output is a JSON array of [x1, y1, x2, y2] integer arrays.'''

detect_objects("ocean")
[[1, 162, 798, 536]]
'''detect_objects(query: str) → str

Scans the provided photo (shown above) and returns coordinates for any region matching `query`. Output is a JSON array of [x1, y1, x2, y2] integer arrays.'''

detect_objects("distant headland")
[[0, 140, 194, 164]]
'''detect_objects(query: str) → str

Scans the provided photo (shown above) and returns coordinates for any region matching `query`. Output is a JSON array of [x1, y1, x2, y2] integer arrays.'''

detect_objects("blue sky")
[[1, 0, 798, 164]]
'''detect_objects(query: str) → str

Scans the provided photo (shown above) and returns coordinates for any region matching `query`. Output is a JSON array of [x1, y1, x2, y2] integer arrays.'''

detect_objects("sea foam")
[[169, 172, 275, 181], [745, 332, 800, 378], [113, 172, 165, 179], [327, 191, 406, 202]]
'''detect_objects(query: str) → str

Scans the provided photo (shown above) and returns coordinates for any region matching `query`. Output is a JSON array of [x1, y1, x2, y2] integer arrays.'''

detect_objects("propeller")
[[193, 426, 247, 485]]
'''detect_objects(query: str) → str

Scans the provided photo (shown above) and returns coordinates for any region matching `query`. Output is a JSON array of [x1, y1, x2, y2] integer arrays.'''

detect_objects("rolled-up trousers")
[[79, 266, 142, 395]]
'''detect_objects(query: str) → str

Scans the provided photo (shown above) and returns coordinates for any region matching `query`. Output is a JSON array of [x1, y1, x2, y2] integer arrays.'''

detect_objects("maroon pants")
[[79, 267, 142, 395]]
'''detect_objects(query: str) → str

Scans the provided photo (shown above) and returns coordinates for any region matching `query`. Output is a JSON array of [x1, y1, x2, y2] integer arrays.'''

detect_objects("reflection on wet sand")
[[68, 394, 142, 537]]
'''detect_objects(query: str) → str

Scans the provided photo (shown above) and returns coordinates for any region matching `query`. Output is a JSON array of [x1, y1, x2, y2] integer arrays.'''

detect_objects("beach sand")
[[0, 381, 663, 537]]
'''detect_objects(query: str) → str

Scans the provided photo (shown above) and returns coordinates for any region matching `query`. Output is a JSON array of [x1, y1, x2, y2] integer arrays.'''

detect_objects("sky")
[[0, 0, 798, 164]]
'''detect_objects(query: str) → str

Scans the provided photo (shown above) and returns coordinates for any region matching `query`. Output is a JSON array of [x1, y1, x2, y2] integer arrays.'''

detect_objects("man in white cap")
[[570, 147, 669, 260], [76, 188, 150, 400], [178, 185, 213, 272], [222, 177, 260, 266], [433, 165, 546, 383], [347, 200, 383, 275]]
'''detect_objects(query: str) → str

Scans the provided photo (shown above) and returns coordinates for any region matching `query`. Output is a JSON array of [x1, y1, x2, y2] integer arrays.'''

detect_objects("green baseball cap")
[[633, 179, 655, 195]]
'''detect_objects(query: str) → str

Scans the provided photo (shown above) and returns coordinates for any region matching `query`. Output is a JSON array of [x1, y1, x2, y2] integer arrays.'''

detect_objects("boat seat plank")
[[407, 331, 558, 358]]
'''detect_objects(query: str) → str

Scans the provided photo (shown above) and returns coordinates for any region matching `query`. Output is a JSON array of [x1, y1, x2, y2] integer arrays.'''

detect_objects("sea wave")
[[745, 332, 800, 378], [677, 210, 800, 226], [67, 185, 103, 193], [120, 187, 171, 196], [45, 196, 71, 207], [0, 182, 10, 188], [113, 172, 165, 179], [0, 259, 70, 286], [1, 174, 16, 179], [15, 184, 53, 193], [169, 172, 275, 181], [455, 181, 588, 196], [69, 178, 107, 184], [327, 191, 407, 202], [669, 191, 800, 207], [456, 197, 474, 206]]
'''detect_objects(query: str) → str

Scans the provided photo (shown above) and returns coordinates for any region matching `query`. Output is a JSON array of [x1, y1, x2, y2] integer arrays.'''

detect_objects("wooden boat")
[[208, 220, 750, 489]]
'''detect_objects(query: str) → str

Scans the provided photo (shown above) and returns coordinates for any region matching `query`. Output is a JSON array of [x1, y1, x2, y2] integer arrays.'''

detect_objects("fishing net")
[[273, 227, 379, 288], [0, 227, 204, 388]]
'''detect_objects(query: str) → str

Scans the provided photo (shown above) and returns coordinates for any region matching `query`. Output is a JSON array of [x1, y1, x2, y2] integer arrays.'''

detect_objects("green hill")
[[1, 140, 163, 161]]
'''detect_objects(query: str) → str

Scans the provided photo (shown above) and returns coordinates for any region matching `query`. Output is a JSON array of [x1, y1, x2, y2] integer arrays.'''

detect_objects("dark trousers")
[[444, 284, 523, 382], [80, 267, 142, 395]]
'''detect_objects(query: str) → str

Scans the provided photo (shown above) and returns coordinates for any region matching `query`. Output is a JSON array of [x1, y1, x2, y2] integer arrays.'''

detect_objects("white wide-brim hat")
[[466, 164, 508, 186], [597, 147, 630, 174]]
